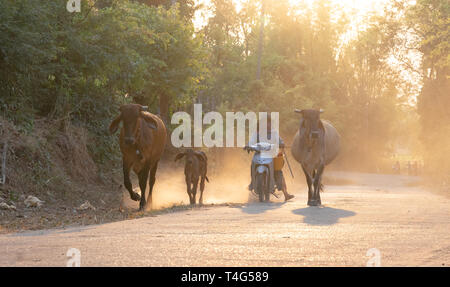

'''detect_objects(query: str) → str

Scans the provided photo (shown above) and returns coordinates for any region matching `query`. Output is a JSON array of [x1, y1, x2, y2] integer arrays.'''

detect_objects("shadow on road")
[[7, 225, 97, 237], [292, 206, 356, 225], [240, 202, 286, 214]]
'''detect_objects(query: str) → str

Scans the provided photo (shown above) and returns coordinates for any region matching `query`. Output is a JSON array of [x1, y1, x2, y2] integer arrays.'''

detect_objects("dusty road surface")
[[0, 172, 449, 266]]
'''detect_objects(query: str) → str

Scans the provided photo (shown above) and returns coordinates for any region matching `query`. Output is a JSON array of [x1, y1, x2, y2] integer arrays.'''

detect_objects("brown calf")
[[175, 149, 209, 205], [109, 104, 166, 211]]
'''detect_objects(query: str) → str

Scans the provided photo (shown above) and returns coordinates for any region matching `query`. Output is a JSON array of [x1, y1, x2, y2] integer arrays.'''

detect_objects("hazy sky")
[[193, 0, 392, 31]]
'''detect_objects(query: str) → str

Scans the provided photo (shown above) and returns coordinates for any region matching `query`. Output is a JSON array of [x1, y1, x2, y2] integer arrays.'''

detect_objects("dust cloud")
[[123, 148, 266, 210], [121, 144, 386, 211]]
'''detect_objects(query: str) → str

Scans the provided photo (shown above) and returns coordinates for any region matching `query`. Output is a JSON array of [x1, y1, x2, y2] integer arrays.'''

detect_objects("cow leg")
[[123, 161, 140, 202], [302, 165, 314, 206], [192, 177, 199, 205], [186, 178, 193, 205], [313, 165, 324, 206], [189, 182, 195, 204], [147, 161, 159, 210], [199, 176, 206, 205], [311, 169, 317, 205], [138, 163, 151, 211]]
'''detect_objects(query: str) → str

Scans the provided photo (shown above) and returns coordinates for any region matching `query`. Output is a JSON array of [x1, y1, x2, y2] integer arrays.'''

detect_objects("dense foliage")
[[0, 0, 205, 162], [406, 0, 450, 181], [198, 0, 412, 169]]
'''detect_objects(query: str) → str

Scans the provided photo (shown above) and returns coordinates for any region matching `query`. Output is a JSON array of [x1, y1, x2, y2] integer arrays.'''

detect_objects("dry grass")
[[0, 117, 123, 233]]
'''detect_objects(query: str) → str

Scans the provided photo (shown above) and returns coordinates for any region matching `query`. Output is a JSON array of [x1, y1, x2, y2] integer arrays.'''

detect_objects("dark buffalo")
[[175, 149, 209, 205], [291, 109, 340, 206], [109, 104, 166, 211]]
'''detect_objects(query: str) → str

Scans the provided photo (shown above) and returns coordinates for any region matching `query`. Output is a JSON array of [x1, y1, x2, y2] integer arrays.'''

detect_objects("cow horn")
[[141, 106, 148, 111], [294, 109, 303, 114]]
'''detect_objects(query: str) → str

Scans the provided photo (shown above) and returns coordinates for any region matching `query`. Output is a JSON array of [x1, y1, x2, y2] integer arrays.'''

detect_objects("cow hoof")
[[308, 200, 319, 206], [139, 203, 146, 211], [130, 192, 141, 201]]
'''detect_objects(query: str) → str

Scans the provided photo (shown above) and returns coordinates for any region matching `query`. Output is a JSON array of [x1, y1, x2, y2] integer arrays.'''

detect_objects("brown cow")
[[175, 149, 209, 205], [109, 104, 166, 211], [291, 109, 340, 206]]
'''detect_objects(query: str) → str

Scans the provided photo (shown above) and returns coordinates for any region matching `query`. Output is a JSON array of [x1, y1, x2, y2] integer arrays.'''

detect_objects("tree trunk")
[[159, 92, 169, 125], [256, 0, 265, 80]]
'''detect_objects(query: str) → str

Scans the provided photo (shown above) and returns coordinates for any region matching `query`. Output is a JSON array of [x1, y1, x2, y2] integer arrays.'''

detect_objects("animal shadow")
[[292, 206, 356, 225], [240, 202, 286, 214]]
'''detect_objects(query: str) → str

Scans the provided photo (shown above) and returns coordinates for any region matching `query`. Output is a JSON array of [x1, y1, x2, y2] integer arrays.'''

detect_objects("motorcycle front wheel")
[[256, 173, 265, 202]]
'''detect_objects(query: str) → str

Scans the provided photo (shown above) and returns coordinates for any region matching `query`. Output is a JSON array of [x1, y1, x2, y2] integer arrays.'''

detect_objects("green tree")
[[0, 0, 206, 160], [406, 0, 450, 180]]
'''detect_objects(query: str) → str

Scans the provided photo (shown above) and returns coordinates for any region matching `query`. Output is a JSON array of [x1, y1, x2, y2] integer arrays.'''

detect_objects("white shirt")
[[248, 129, 283, 158]]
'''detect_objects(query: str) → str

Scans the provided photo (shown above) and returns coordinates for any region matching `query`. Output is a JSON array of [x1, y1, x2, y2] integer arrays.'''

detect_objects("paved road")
[[0, 172, 449, 266]]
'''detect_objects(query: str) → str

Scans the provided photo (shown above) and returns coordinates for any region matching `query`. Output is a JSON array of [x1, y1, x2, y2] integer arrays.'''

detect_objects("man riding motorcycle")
[[245, 114, 295, 202]]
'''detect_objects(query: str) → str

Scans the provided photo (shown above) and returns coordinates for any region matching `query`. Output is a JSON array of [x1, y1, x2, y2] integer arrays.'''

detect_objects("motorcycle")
[[244, 142, 277, 202]]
